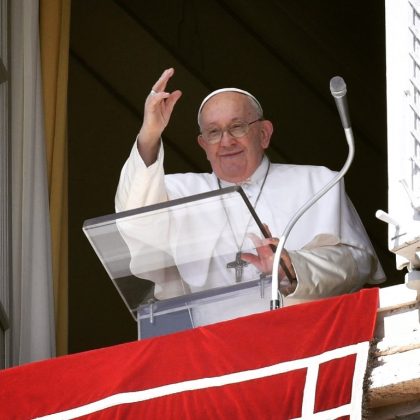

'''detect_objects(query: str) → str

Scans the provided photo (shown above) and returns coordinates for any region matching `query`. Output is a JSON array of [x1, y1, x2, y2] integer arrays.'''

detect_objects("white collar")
[[216, 156, 270, 188]]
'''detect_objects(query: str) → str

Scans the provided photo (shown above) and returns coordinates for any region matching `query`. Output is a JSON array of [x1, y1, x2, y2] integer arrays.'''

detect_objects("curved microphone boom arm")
[[270, 76, 355, 310]]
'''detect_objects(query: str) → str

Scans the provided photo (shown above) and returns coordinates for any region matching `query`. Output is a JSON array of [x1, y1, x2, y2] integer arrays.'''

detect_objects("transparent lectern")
[[83, 186, 273, 340]]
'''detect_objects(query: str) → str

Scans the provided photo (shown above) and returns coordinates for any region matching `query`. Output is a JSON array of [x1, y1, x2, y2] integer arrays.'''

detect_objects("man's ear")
[[197, 134, 207, 151], [260, 119, 273, 149]]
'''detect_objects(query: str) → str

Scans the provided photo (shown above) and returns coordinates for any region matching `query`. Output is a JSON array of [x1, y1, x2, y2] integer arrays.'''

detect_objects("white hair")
[[197, 88, 264, 126]]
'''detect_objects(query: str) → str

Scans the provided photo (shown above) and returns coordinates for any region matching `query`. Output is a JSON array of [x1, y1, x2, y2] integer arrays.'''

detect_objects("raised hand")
[[137, 68, 182, 165]]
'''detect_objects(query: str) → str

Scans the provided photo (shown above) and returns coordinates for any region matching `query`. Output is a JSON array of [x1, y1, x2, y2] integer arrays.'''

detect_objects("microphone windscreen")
[[330, 76, 347, 98]]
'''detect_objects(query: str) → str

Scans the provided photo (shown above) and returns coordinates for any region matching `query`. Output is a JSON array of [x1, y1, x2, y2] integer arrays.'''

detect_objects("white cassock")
[[115, 141, 385, 326]]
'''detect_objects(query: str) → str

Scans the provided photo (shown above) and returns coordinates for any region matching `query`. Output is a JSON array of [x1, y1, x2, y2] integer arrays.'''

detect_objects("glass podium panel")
[[83, 186, 273, 339]]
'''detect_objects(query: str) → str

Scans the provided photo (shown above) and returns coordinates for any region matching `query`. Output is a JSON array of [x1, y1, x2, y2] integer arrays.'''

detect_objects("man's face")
[[197, 92, 273, 183]]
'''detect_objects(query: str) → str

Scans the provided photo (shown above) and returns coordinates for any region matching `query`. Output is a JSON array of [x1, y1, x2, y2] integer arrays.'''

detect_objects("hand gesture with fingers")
[[143, 68, 182, 136], [241, 225, 297, 296], [138, 68, 182, 165], [241, 233, 280, 274]]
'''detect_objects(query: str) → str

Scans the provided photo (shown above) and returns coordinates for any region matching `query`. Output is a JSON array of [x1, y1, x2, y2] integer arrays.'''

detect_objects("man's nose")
[[220, 129, 237, 146]]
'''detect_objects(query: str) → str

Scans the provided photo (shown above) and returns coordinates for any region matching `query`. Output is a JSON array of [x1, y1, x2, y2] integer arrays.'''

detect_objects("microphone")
[[330, 76, 351, 129], [270, 76, 355, 310]]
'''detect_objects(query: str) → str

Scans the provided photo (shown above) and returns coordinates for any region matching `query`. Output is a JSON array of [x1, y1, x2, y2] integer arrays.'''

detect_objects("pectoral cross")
[[227, 252, 248, 283]]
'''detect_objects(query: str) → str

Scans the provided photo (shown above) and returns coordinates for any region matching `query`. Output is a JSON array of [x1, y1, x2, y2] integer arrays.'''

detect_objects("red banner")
[[0, 288, 378, 419]]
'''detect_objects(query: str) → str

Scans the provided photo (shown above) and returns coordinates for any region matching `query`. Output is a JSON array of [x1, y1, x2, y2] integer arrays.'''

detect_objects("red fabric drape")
[[0, 289, 378, 419]]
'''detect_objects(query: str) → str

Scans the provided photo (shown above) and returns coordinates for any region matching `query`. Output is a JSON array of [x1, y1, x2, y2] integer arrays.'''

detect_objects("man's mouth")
[[219, 150, 243, 158]]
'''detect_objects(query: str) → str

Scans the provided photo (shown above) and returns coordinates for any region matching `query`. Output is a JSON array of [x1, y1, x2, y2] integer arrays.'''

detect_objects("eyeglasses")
[[200, 118, 263, 144]]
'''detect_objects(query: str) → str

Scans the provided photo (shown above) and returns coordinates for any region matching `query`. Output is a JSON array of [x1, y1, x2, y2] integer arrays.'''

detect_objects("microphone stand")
[[270, 77, 355, 310]]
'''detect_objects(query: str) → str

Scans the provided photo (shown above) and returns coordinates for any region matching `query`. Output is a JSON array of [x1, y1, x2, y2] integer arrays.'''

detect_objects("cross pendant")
[[226, 252, 248, 283]]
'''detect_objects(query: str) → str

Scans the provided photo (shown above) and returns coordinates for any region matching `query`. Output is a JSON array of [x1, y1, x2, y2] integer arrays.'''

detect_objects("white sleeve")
[[115, 139, 167, 212], [287, 243, 381, 300]]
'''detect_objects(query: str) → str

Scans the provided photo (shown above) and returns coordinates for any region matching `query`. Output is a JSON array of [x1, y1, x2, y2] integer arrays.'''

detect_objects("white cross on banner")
[[0, 288, 379, 419]]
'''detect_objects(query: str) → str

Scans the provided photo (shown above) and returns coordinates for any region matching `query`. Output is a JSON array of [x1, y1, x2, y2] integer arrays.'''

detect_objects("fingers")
[[144, 89, 182, 128], [247, 232, 279, 248], [146, 91, 171, 108], [164, 89, 183, 114], [243, 231, 296, 279], [137, 68, 181, 164], [151, 68, 175, 95], [242, 234, 276, 274], [142, 69, 182, 134], [145, 68, 177, 109], [247, 232, 263, 248], [240, 252, 260, 266], [146, 68, 182, 111]]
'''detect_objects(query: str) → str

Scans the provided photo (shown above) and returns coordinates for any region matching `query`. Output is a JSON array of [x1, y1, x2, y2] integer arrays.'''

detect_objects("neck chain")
[[217, 161, 271, 282]]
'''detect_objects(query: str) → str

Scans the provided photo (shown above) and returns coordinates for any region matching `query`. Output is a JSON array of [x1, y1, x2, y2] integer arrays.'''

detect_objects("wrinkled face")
[[197, 92, 273, 183]]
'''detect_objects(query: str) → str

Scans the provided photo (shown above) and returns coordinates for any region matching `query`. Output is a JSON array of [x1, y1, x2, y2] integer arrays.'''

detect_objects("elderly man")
[[115, 68, 385, 321]]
